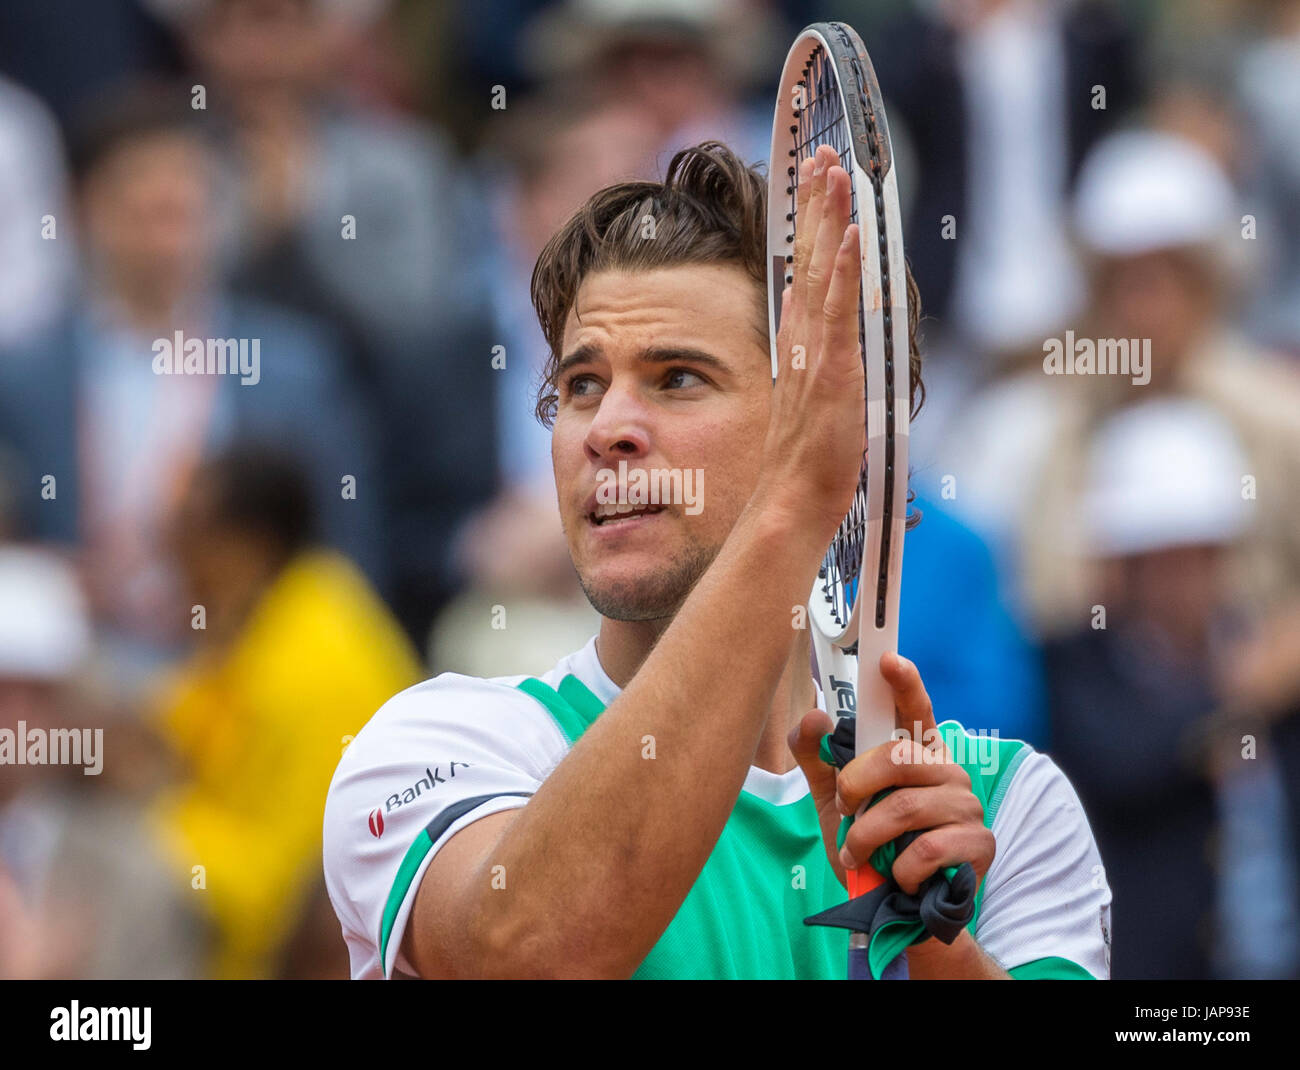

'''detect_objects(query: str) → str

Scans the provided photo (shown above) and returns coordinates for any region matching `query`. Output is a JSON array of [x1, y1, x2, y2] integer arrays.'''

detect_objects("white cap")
[[0, 547, 92, 680], [1073, 130, 1237, 258], [1083, 398, 1252, 557]]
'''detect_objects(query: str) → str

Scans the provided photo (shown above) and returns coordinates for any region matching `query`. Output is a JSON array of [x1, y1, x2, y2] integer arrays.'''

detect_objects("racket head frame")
[[766, 22, 911, 756]]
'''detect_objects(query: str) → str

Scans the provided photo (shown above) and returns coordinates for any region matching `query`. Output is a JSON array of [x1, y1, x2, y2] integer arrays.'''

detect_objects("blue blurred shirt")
[[899, 494, 1048, 748]]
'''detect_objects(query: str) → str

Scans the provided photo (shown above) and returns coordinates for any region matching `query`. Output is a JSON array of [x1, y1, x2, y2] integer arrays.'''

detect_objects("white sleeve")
[[974, 750, 1113, 978], [322, 673, 568, 979]]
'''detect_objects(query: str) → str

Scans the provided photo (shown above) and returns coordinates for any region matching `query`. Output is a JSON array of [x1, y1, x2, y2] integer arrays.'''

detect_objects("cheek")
[[722, 389, 772, 466], [550, 416, 581, 477], [684, 413, 767, 524]]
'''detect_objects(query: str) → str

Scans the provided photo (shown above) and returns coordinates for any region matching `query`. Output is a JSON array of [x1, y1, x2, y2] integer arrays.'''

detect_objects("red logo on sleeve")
[[368, 809, 385, 838]]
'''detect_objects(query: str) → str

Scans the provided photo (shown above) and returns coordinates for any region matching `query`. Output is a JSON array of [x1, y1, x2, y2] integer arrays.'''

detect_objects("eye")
[[563, 373, 604, 399], [664, 368, 706, 390]]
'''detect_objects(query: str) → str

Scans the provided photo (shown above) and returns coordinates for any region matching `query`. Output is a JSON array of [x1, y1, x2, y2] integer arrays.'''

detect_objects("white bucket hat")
[[1073, 129, 1237, 259]]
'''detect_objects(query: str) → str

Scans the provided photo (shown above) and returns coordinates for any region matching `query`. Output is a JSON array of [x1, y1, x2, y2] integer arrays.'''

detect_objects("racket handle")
[[855, 627, 899, 752], [848, 934, 909, 980], [848, 853, 907, 978]]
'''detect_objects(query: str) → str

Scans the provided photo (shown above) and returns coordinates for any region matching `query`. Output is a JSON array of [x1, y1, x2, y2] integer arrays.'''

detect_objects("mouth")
[[587, 503, 667, 527]]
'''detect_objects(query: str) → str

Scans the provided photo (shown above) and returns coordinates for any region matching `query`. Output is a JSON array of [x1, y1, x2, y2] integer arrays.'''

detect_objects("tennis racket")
[[767, 21, 911, 980]]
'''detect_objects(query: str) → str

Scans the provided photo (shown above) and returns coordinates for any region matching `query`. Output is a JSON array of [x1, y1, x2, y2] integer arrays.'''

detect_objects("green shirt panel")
[[517, 677, 1034, 979]]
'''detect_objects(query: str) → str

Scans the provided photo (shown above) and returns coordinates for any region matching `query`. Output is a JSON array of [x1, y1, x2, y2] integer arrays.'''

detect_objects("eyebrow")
[[555, 343, 731, 378]]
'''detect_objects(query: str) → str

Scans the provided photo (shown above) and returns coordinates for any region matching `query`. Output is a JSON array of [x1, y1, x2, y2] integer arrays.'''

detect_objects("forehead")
[[562, 263, 764, 356], [96, 131, 210, 187]]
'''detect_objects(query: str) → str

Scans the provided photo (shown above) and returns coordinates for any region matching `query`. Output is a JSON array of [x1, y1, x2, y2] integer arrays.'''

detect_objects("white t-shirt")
[[323, 636, 1112, 979]]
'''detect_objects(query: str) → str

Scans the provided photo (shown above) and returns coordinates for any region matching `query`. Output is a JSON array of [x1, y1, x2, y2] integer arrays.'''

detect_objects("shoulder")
[[935, 720, 1092, 851], [987, 747, 1094, 846], [1188, 333, 1300, 423], [217, 299, 355, 422], [250, 553, 404, 647], [0, 314, 77, 385], [935, 720, 1033, 817], [327, 669, 569, 805], [322, 669, 573, 977], [318, 108, 460, 189], [220, 296, 345, 367], [971, 743, 1113, 979], [0, 75, 63, 153]]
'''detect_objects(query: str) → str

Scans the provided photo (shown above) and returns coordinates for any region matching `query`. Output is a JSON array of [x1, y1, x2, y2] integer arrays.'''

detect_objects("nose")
[[582, 383, 652, 464]]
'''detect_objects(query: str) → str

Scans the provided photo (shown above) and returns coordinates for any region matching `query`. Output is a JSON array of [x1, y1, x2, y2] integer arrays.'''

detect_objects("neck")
[[595, 616, 816, 775], [201, 551, 288, 650], [97, 275, 196, 335]]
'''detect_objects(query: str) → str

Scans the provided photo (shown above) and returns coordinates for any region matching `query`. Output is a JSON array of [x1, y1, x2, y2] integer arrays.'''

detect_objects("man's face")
[[551, 263, 770, 621], [197, 0, 332, 103], [1094, 249, 1214, 364], [83, 132, 212, 297]]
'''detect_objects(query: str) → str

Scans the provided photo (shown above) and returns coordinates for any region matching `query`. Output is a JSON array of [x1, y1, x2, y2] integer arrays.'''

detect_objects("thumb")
[[788, 708, 839, 813], [788, 708, 847, 885]]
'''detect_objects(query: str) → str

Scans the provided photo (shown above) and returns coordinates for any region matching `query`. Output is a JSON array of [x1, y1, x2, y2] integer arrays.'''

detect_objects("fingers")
[[788, 708, 838, 804], [805, 166, 853, 324], [820, 223, 862, 368], [792, 145, 843, 319], [882, 652, 937, 739], [788, 708, 849, 884], [888, 824, 996, 896], [839, 781, 984, 873], [835, 735, 967, 819]]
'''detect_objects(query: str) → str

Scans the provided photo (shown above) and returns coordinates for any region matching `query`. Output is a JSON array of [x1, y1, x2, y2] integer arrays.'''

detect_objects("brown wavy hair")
[[530, 140, 925, 429]]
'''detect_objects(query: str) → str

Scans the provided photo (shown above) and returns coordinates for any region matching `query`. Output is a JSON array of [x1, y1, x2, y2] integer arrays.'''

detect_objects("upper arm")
[[321, 674, 565, 979], [975, 751, 1113, 979], [400, 808, 521, 979]]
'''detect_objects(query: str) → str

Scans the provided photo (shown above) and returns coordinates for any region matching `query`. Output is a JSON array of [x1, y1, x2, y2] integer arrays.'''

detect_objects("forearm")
[[473, 499, 825, 977], [906, 929, 1011, 979]]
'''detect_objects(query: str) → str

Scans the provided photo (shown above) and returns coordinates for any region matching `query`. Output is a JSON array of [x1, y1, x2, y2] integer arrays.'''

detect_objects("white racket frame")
[[766, 22, 911, 760]]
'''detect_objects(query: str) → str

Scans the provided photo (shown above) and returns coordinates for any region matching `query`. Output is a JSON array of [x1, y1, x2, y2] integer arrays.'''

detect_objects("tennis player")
[[323, 142, 1112, 979]]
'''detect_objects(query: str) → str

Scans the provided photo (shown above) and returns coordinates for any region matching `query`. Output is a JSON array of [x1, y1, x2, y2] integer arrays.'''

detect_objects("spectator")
[[518, 0, 775, 168], [0, 0, 181, 130], [482, 89, 659, 493], [0, 546, 204, 978], [146, 445, 421, 978], [168, 0, 488, 348], [426, 91, 663, 675], [870, 0, 1139, 355], [162, 0, 501, 643], [938, 129, 1300, 633], [1023, 129, 1300, 632], [1046, 398, 1299, 978], [0, 85, 383, 677]]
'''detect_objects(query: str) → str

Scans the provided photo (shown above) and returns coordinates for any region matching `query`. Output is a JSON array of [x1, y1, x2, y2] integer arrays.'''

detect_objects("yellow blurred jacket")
[[147, 550, 422, 978]]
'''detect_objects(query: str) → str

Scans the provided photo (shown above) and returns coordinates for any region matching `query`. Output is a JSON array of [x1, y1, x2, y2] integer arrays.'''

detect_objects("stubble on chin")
[[576, 538, 721, 622]]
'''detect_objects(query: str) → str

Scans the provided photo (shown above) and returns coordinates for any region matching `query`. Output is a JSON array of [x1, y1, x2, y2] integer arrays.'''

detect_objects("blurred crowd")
[[0, 0, 1297, 980]]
